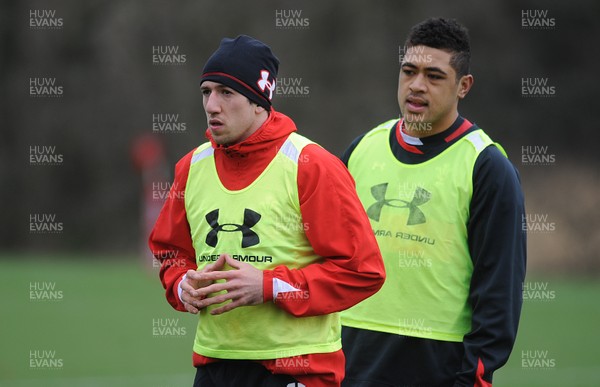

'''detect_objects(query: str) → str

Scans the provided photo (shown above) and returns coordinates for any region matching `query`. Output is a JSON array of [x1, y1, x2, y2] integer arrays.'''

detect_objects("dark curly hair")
[[404, 18, 471, 78]]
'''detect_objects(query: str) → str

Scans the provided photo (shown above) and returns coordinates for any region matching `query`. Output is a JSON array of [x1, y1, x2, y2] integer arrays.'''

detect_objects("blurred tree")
[[1, 0, 598, 273]]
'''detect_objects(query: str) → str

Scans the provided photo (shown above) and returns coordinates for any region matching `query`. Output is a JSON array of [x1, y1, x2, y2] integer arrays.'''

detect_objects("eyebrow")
[[200, 84, 234, 92], [401, 62, 448, 76]]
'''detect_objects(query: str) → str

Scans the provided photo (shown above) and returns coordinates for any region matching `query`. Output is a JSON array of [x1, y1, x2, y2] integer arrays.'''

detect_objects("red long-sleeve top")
[[149, 109, 385, 386]]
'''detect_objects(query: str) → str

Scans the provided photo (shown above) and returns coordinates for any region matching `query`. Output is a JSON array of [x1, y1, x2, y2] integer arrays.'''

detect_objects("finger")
[[183, 292, 207, 311], [223, 254, 242, 269], [196, 270, 237, 282], [202, 254, 227, 273], [185, 269, 205, 280], [212, 254, 228, 271], [180, 291, 194, 305], [184, 302, 199, 314], [194, 282, 232, 297], [196, 292, 235, 309], [210, 299, 243, 315], [180, 280, 197, 293]]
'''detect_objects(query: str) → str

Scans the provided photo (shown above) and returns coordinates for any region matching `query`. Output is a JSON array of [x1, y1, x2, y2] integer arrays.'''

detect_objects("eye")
[[201, 89, 210, 96], [221, 89, 234, 95], [428, 74, 443, 80], [402, 69, 415, 76]]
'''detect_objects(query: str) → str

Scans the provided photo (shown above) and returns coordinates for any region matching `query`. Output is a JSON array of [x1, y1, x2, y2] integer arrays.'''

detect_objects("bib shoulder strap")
[[279, 132, 316, 164], [190, 142, 214, 165], [465, 129, 507, 157]]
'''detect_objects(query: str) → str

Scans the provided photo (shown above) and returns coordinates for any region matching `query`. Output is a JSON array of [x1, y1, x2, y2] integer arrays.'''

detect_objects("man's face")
[[398, 45, 472, 136], [201, 81, 265, 146]]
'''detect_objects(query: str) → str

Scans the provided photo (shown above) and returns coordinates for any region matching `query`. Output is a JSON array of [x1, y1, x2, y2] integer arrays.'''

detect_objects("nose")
[[204, 92, 221, 115], [409, 73, 427, 93]]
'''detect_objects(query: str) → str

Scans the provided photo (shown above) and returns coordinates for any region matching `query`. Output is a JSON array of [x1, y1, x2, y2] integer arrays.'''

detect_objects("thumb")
[[223, 254, 242, 270], [211, 254, 228, 271]]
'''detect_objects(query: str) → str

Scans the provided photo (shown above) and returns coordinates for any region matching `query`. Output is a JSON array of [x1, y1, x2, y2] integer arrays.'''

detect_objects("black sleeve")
[[340, 133, 367, 166], [454, 146, 527, 386]]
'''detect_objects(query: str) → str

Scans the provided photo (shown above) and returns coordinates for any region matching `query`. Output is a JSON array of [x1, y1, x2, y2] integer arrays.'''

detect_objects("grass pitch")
[[1, 255, 599, 386]]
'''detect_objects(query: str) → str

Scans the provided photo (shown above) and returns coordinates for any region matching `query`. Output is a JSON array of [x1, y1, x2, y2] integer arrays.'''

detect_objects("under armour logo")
[[257, 70, 276, 100], [367, 183, 430, 225], [205, 208, 261, 248]]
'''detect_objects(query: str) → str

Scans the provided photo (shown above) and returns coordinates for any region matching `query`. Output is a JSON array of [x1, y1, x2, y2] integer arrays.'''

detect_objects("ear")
[[254, 104, 267, 115], [457, 74, 474, 99]]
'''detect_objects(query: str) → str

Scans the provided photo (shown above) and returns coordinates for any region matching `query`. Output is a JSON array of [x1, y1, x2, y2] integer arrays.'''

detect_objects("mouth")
[[405, 96, 428, 113], [208, 118, 224, 131]]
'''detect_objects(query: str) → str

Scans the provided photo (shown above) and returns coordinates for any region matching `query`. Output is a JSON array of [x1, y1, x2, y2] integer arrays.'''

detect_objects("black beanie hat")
[[200, 35, 279, 111]]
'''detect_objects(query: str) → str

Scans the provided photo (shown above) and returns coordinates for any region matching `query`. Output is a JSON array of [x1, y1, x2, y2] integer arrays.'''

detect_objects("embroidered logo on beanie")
[[257, 70, 276, 100]]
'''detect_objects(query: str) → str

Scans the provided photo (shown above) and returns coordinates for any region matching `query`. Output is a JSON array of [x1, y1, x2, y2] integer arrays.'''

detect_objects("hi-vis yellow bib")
[[184, 132, 341, 359], [341, 120, 505, 342]]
